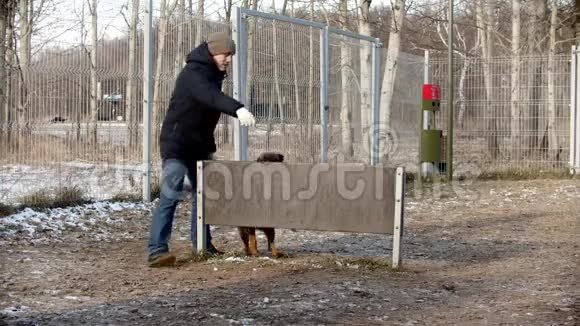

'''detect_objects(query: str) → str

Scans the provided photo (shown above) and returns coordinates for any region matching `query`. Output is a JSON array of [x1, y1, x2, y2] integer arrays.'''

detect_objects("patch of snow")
[[0, 163, 151, 204], [0, 201, 155, 245], [1, 305, 30, 316]]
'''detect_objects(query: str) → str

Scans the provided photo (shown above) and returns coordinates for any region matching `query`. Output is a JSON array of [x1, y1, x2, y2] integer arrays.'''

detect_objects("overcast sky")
[[34, 0, 393, 48]]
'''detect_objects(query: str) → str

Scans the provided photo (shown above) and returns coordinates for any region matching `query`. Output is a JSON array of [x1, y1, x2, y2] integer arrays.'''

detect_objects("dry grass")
[[17, 185, 88, 210], [476, 168, 573, 181], [0, 130, 142, 165], [0, 202, 16, 217], [317, 256, 393, 271]]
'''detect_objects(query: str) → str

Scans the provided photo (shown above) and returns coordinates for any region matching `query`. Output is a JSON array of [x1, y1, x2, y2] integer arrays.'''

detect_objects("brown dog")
[[238, 152, 284, 257]]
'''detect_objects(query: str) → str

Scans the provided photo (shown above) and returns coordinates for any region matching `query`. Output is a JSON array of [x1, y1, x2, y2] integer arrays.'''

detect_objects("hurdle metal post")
[[392, 167, 405, 268], [196, 160, 207, 253]]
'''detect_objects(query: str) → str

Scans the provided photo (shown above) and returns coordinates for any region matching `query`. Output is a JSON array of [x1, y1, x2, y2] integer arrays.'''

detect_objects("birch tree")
[[87, 0, 99, 145], [526, 0, 547, 150], [18, 0, 33, 146], [4, 6, 15, 134], [195, 0, 204, 46], [152, 0, 178, 153], [271, 0, 288, 152], [339, 0, 353, 158], [174, 0, 185, 77], [476, 0, 499, 159], [379, 0, 405, 158], [547, 0, 558, 158], [0, 0, 17, 130], [126, 0, 139, 148], [290, 0, 302, 147], [245, 0, 258, 112], [576, 0, 580, 45], [358, 0, 372, 144], [435, 5, 479, 129], [510, 0, 521, 155]]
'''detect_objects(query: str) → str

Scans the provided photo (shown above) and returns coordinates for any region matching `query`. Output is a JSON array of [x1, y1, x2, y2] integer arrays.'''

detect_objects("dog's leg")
[[262, 228, 280, 258], [238, 227, 251, 255], [248, 228, 258, 256]]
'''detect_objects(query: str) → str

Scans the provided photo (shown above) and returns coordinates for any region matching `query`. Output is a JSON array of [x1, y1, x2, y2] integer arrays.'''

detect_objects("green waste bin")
[[420, 129, 442, 162]]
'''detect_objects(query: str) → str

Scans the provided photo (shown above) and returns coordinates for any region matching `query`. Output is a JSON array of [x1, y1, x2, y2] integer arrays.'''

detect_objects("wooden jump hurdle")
[[196, 161, 405, 268]]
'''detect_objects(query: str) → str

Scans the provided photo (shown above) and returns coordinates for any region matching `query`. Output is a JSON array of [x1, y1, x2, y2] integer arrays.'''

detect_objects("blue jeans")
[[147, 158, 212, 258]]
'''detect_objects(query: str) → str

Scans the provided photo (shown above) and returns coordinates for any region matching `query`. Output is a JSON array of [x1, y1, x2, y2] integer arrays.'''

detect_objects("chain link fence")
[[429, 54, 571, 174], [2, 4, 576, 204]]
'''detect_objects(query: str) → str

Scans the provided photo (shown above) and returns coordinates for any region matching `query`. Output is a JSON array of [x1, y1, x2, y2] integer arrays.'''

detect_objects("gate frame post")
[[233, 7, 248, 161], [571, 46, 580, 174]]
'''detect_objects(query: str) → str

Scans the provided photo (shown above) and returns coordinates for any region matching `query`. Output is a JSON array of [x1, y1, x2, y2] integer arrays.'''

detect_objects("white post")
[[196, 161, 207, 252], [422, 50, 434, 176], [571, 46, 576, 174], [141, 0, 153, 202], [233, 7, 248, 161], [574, 47, 580, 173], [371, 39, 382, 166], [320, 26, 329, 163], [571, 46, 579, 174], [392, 166, 405, 269]]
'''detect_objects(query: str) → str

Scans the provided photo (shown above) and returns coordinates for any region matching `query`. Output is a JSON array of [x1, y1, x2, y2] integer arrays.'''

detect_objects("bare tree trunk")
[[0, 0, 14, 129], [244, 0, 258, 106], [456, 57, 469, 128], [225, 0, 233, 30], [77, 0, 86, 143], [290, 0, 302, 157], [88, 0, 98, 145], [477, 0, 499, 159], [272, 20, 286, 152], [152, 0, 177, 154], [526, 0, 547, 150], [379, 0, 405, 157], [175, 0, 185, 77], [195, 0, 204, 46], [510, 0, 521, 157], [339, 0, 353, 158], [126, 0, 139, 149], [576, 0, 580, 46], [18, 0, 32, 148], [358, 0, 372, 150], [307, 0, 315, 160], [4, 12, 14, 135], [547, 0, 558, 159]]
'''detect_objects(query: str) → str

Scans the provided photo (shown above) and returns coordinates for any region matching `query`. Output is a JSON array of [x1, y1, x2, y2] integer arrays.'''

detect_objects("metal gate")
[[231, 7, 382, 165]]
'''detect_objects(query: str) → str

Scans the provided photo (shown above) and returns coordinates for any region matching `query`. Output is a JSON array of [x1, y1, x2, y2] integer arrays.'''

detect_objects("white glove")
[[236, 107, 256, 127]]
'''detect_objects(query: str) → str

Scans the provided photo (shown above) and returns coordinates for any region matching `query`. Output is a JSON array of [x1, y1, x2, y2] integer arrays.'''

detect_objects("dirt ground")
[[1, 178, 579, 325]]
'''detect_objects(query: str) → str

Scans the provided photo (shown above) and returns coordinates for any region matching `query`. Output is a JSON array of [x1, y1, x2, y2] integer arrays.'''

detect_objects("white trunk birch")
[[18, 0, 32, 145], [379, 0, 405, 159], [152, 0, 178, 153], [340, 0, 353, 158], [358, 0, 372, 143], [547, 0, 558, 157], [195, 0, 204, 46], [126, 0, 139, 147], [88, 0, 98, 145], [510, 0, 521, 154]]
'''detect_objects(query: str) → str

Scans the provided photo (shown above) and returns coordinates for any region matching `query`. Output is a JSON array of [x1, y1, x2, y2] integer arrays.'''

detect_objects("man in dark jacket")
[[148, 32, 255, 267]]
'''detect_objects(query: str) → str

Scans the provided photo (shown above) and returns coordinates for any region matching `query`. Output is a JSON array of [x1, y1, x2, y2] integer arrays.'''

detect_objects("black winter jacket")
[[159, 42, 243, 163]]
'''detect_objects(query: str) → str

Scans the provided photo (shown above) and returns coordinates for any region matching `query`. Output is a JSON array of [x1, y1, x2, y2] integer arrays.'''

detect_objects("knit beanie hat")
[[207, 32, 236, 56]]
